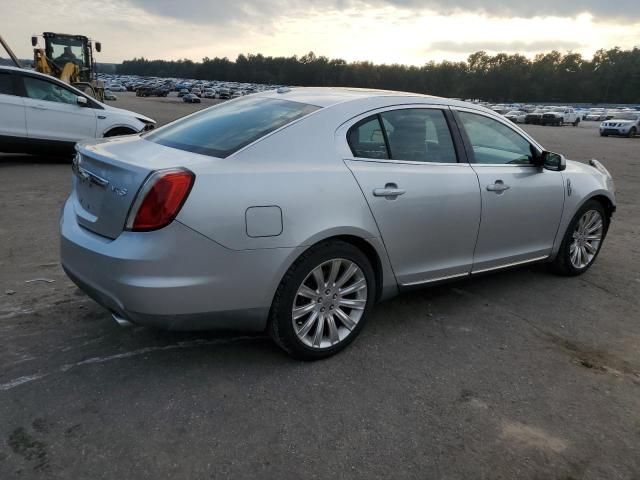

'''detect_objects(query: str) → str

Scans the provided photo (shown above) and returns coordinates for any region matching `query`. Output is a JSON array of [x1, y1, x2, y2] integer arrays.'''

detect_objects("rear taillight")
[[125, 168, 195, 232]]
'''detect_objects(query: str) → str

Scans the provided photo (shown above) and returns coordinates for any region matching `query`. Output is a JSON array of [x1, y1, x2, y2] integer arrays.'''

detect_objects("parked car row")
[[97, 73, 284, 101]]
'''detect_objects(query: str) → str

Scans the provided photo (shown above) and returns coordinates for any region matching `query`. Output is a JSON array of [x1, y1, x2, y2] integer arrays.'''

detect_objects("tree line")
[[117, 48, 640, 104]]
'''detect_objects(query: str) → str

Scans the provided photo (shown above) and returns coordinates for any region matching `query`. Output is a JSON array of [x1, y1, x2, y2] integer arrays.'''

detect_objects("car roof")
[[254, 86, 495, 114], [0, 65, 50, 78]]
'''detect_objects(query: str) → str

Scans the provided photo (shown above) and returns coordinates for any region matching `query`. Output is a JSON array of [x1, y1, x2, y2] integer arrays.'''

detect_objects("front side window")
[[0, 72, 14, 95], [23, 76, 78, 105], [146, 96, 320, 158], [347, 116, 388, 159], [457, 111, 535, 165], [380, 109, 457, 163]]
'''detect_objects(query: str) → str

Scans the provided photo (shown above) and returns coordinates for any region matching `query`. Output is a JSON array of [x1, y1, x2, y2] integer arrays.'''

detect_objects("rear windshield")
[[145, 96, 320, 158]]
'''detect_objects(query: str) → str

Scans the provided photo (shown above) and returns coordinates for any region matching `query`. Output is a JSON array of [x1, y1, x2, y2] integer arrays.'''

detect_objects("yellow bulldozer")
[[31, 32, 105, 101]]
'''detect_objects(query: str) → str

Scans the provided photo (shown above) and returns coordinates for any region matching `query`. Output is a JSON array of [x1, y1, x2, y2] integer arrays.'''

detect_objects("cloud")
[[430, 40, 586, 54], [126, 0, 636, 24]]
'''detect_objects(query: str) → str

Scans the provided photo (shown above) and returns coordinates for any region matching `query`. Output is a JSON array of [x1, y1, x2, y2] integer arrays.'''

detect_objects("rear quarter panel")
[[175, 107, 383, 251]]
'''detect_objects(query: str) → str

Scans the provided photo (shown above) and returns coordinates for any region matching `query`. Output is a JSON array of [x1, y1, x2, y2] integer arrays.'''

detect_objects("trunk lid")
[[72, 136, 212, 239]]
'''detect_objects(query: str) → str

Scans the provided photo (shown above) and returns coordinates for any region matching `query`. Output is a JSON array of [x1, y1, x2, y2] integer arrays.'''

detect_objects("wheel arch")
[[102, 125, 140, 137], [274, 232, 397, 306]]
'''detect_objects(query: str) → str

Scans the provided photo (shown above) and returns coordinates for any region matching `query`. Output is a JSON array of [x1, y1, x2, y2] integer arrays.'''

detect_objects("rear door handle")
[[373, 183, 406, 199], [486, 180, 510, 193], [32, 104, 48, 110]]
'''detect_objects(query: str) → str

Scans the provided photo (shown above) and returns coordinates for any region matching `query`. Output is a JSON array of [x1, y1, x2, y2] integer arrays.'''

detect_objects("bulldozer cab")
[[32, 32, 104, 101], [39, 33, 93, 82]]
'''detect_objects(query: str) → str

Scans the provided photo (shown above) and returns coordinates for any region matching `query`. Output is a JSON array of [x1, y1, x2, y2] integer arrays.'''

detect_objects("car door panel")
[[340, 107, 481, 286], [453, 109, 565, 272], [0, 71, 26, 139], [21, 75, 97, 142], [346, 159, 481, 285], [0, 93, 26, 139], [470, 165, 564, 272]]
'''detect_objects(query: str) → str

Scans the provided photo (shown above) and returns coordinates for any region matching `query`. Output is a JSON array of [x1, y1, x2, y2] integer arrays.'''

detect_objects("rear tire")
[[551, 200, 608, 276], [268, 241, 375, 360], [573, 118, 580, 127], [627, 127, 637, 138]]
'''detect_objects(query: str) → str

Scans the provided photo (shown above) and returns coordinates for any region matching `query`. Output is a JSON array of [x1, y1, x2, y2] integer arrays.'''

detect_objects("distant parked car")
[[541, 107, 580, 126], [525, 109, 545, 125], [177, 88, 189, 97], [191, 88, 202, 97], [103, 89, 117, 101], [182, 93, 201, 103], [108, 83, 126, 92], [504, 110, 527, 123], [585, 109, 607, 121], [600, 112, 640, 137]]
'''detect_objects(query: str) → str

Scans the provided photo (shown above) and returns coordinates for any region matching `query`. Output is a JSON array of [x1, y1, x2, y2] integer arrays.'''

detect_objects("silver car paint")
[[61, 88, 615, 331]]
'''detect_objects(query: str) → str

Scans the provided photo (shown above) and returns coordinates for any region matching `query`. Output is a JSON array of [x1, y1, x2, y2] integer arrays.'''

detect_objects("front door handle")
[[373, 183, 406, 199], [486, 180, 510, 193], [32, 104, 48, 110]]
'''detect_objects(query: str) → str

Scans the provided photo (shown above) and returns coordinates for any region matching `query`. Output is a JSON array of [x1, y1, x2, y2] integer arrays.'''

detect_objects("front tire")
[[552, 200, 607, 276], [627, 127, 636, 138], [269, 241, 375, 360]]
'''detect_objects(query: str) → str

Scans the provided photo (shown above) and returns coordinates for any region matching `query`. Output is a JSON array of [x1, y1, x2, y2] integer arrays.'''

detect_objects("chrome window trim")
[[347, 157, 467, 167]]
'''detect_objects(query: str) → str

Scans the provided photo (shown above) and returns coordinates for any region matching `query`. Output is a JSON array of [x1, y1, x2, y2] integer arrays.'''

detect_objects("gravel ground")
[[0, 94, 639, 479]]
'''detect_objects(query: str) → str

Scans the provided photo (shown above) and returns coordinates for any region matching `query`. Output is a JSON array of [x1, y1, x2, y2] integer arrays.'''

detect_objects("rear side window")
[[146, 96, 320, 158], [23, 76, 78, 105], [347, 109, 457, 163], [381, 109, 457, 163], [347, 116, 388, 159], [0, 72, 14, 95]]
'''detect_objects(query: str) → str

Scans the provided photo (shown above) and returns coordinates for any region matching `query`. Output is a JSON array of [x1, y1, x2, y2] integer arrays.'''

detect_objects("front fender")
[[551, 161, 616, 257]]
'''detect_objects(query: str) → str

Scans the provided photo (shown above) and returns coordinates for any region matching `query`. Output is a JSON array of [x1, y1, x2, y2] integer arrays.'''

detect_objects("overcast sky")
[[1, 0, 638, 64]]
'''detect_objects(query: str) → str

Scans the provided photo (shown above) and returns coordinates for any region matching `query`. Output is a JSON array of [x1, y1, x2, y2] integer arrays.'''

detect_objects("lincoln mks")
[[60, 88, 616, 359]]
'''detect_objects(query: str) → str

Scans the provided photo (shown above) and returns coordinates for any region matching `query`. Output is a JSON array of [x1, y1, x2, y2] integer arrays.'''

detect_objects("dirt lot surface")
[[1, 93, 639, 479]]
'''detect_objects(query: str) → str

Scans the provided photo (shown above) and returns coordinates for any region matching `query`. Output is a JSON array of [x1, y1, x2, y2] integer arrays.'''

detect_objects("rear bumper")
[[60, 197, 302, 331]]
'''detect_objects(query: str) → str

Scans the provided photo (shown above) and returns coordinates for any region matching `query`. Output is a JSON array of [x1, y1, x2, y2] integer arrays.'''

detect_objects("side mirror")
[[540, 151, 566, 171], [76, 96, 88, 106], [95, 42, 101, 53], [31, 36, 38, 47]]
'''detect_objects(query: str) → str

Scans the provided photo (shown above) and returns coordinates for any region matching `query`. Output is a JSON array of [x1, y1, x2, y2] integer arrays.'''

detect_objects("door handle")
[[373, 183, 406, 199], [32, 104, 48, 110], [486, 180, 510, 193]]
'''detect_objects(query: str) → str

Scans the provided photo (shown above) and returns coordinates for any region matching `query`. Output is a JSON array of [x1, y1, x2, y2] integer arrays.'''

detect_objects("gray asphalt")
[[1, 94, 639, 479]]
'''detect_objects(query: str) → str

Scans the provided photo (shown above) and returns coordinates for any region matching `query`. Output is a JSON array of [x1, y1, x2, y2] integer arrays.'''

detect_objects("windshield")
[[46, 36, 86, 68], [146, 96, 320, 158]]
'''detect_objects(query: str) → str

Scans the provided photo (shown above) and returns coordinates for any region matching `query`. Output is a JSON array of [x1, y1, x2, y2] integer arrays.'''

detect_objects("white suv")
[[0, 66, 155, 156]]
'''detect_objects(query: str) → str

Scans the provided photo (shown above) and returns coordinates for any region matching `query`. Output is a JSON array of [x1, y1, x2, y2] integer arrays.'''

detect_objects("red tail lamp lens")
[[127, 169, 194, 231]]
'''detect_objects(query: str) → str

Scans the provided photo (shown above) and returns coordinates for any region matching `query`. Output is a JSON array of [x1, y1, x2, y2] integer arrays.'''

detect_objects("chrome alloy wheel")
[[292, 258, 368, 349], [570, 210, 604, 269]]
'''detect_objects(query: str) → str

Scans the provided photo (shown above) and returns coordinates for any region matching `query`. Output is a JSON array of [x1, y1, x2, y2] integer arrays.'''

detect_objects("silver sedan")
[[60, 88, 616, 359]]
